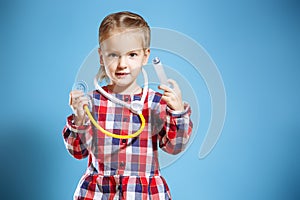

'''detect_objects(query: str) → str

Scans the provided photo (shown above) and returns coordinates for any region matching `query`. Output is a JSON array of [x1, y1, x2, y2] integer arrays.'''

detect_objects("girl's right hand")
[[69, 90, 90, 126]]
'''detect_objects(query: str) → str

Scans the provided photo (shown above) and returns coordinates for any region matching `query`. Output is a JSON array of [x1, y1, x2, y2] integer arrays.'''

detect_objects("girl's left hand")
[[158, 79, 184, 112]]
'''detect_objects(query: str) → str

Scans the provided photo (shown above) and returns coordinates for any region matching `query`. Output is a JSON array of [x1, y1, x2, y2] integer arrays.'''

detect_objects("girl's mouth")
[[115, 72, 129, 78]]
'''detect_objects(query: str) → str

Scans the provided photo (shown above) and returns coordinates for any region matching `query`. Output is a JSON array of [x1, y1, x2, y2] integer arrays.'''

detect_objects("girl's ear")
[[98, 48, 104, 65], [142, 48, 150, 66]]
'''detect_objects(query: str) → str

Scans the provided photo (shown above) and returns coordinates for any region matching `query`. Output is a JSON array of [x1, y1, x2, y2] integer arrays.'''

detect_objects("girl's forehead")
[[100, 30, 145, 53]]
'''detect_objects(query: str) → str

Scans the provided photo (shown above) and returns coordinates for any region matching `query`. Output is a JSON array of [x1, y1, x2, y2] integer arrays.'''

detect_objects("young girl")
[[63, 11, 193, 200]]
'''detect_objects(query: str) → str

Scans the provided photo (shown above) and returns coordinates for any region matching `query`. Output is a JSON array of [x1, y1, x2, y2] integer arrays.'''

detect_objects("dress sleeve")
[[154, 99, 193, 155], [62, 115, 93, 159]]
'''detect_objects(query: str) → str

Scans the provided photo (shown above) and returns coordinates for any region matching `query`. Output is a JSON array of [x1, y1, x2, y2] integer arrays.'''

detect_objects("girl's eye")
[[129, 53, 138, 57], [108, 53, 118, 58]]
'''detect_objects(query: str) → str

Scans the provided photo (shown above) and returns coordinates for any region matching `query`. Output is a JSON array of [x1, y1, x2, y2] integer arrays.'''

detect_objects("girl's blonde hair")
[[97, 11, 151, 82]]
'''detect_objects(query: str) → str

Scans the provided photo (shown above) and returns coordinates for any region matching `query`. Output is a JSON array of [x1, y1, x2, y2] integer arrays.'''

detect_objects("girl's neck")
[[107, 83, 142, 95]]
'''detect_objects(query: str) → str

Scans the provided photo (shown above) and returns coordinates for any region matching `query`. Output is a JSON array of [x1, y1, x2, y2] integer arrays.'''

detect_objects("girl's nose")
[[118, 56, 127, 69]]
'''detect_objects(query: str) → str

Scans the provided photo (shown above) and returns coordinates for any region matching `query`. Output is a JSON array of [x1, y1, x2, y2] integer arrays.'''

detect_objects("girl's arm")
[[155, 79, 193, 154], [62, 115, 92, 159], [62, 91, 93, 159], [156, 101, 193, 155]]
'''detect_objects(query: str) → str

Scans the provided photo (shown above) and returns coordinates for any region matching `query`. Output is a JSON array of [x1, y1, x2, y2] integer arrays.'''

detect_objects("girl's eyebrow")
[[102, 48, 143, 54], [127, 48, 143, 53]]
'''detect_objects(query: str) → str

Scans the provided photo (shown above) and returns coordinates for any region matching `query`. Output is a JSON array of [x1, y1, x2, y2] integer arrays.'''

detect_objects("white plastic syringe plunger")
[[152, 57, 169, 87]]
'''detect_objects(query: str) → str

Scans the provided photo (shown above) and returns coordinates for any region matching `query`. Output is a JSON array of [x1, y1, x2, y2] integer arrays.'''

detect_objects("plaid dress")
[[63, 86, 193, 200]]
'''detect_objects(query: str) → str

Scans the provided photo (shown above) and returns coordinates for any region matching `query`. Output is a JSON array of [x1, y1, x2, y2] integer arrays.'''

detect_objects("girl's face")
[[99, 30, 150, 92]]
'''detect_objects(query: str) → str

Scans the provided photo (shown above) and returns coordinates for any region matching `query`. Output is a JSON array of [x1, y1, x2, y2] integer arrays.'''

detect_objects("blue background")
[[0, 0, 299, 199]]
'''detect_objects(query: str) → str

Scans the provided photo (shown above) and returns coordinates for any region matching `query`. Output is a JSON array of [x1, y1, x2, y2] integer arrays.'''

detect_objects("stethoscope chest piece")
[[72, 80, 88, 94], [130, 101, 144, 114]]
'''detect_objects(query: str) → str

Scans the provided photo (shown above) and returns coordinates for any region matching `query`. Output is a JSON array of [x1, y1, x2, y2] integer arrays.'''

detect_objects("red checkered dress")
[[63, 86, 193, 200]]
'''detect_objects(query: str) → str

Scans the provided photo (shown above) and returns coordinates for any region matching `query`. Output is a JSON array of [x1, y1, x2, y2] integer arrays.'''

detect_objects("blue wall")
[[0, 0, 299, 199]]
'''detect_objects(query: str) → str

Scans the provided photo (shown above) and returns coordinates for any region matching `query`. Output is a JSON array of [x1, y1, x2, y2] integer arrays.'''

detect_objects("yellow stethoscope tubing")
[[83, 104, 145, 139]]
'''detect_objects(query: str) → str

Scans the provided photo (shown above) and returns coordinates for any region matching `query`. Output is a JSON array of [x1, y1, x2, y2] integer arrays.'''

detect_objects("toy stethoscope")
[[76, 57, 168, 139]]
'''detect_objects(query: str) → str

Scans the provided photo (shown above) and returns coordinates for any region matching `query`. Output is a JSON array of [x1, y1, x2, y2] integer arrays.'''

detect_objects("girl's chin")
[[110, 81, 134, 88]]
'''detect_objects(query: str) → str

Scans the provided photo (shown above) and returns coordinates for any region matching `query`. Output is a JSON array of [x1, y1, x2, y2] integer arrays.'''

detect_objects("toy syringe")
[[152, 57, 169, 87]]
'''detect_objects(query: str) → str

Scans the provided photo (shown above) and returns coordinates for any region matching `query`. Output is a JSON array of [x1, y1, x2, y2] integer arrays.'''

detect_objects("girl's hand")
[[158, 79, 184, 112], [69, 90, 90, 126]]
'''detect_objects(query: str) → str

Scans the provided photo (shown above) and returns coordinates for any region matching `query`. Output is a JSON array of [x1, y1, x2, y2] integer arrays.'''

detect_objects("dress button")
[[119, 161, 125, 168], [123, 118, 128, 122], [124, 97, 129, 102]]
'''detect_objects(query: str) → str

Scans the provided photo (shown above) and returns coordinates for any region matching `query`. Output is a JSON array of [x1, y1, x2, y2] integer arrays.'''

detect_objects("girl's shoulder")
[[147, 88, 162, 102]]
